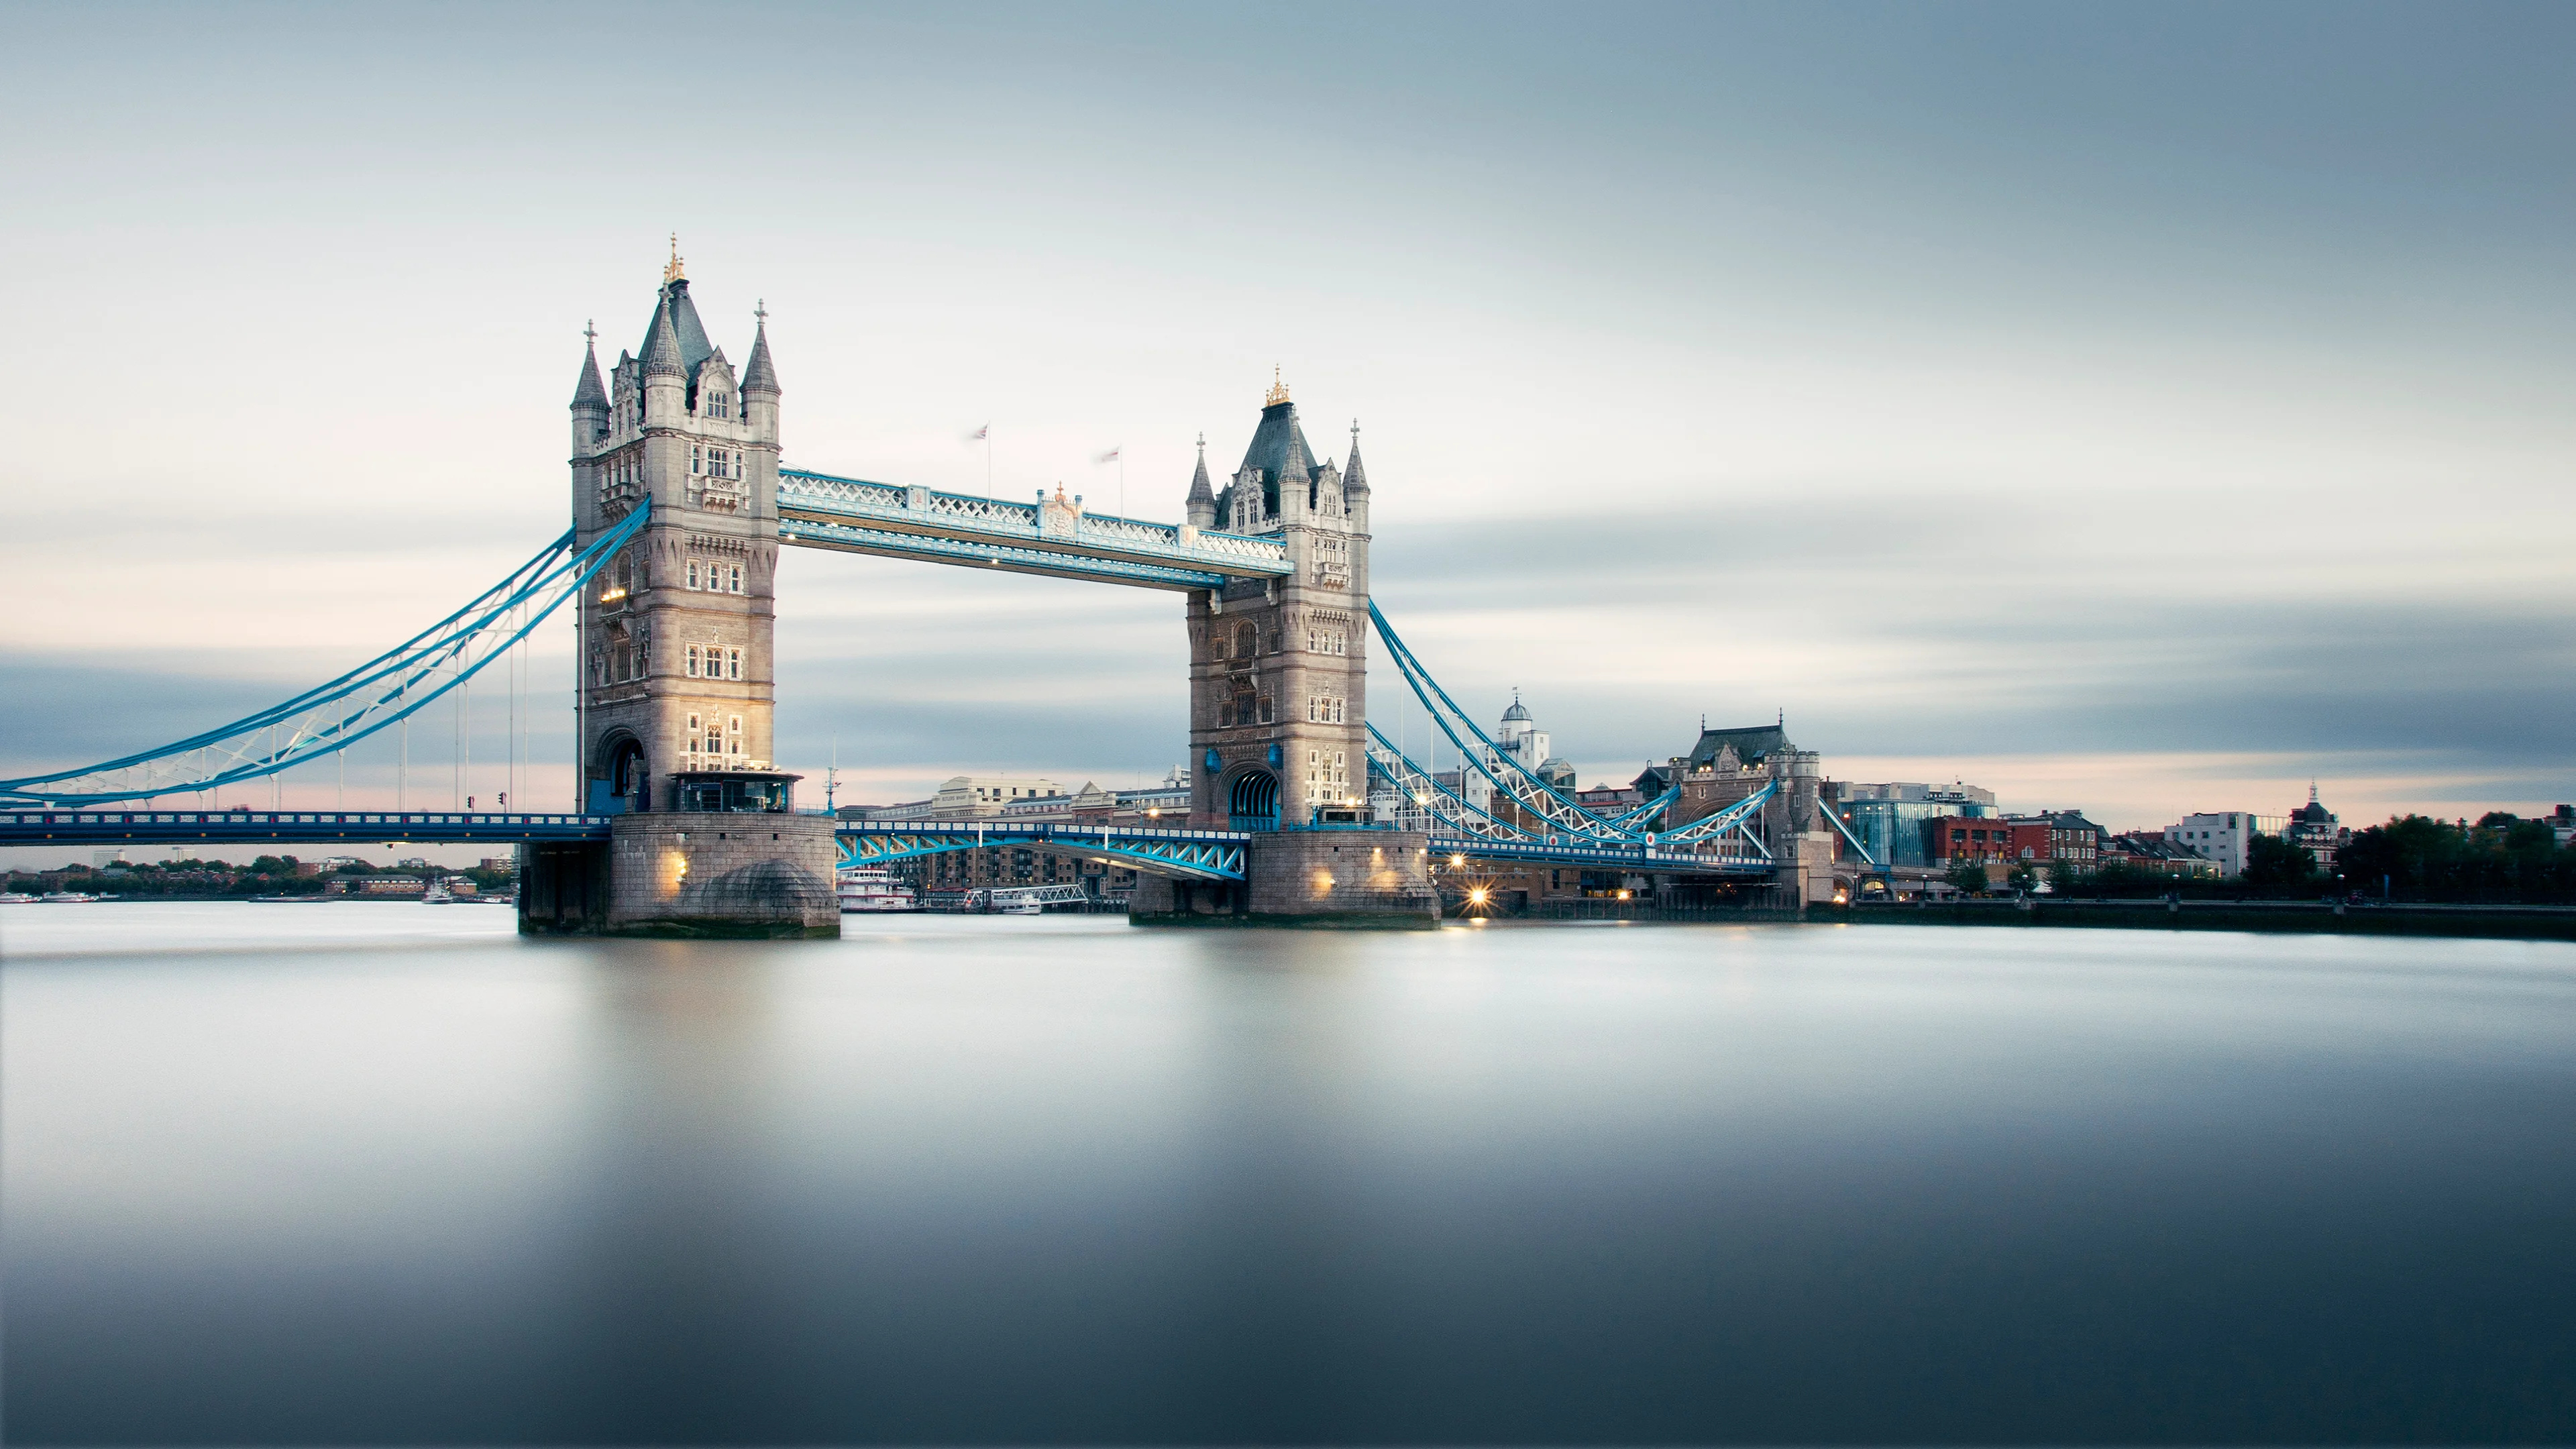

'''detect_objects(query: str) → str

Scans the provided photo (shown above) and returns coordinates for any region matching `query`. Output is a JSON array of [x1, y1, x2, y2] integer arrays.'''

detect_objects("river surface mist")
[[5, 903, 2573, 1442]]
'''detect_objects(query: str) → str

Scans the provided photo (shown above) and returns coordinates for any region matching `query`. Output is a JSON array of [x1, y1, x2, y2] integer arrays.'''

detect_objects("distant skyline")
[[5, 1, 2571, 845]]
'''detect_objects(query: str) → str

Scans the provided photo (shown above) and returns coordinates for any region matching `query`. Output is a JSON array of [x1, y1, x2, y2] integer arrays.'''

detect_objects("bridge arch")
[[1226, 768, 1279, 831], [597, 731, 647, 814]]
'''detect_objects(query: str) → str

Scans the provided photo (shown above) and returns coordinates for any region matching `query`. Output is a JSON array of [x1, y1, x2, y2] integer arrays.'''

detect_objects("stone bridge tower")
[[1140, 375, 1435, 924], [524, 248, 835, 937], [1183, 374, 1372, 830]]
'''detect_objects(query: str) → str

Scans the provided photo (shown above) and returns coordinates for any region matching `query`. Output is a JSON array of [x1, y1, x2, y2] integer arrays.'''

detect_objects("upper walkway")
[[775, 468, 1292, 592]]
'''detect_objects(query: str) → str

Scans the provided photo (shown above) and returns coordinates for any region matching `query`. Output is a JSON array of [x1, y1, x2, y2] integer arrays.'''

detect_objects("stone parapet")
[[600, 812, 839, 938]]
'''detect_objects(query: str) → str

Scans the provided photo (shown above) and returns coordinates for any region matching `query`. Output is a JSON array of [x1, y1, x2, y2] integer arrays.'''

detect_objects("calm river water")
[[5, 902, 2573, 1443]]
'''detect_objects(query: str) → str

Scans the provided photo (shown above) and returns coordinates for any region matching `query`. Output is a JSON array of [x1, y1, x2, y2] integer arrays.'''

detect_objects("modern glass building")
[[1829, 782, 1997, 868]]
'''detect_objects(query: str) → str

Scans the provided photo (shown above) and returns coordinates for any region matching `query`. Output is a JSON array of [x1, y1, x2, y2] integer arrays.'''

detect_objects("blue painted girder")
[[0, 809, 613, 846], [838, 820, 1248, 881], [1425, 835, 1775, 875]]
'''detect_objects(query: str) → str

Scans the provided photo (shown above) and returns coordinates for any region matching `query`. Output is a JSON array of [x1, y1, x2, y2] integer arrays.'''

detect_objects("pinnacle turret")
[[570, 321, 608, 413], [1343, 419, 1368, 493], [642, 294, 686, 378], [742, 305, 780, 396]]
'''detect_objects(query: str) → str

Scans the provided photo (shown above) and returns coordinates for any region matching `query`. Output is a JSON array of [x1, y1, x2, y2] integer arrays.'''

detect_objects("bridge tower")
[[1138, 376, 1435, 923], [523, 249, 836, 936]]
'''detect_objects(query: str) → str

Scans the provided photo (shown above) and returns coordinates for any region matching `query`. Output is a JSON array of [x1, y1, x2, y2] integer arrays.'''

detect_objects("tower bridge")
[[0, 257, 1870, 932]]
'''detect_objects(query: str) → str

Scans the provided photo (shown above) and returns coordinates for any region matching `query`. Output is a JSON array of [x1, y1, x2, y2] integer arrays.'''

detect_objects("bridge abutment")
[[1131, 830, 1438, 928]]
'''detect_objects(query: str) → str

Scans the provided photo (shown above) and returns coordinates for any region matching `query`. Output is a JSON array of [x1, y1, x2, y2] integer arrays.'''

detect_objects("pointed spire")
[[570, 319, 607, 412], [1343, 417, 1369, 493], [1186, 431, 1213, 506], [642, 292, 686, 378], [1278, 415, 1312, 484], [742, 301, 780, 396]]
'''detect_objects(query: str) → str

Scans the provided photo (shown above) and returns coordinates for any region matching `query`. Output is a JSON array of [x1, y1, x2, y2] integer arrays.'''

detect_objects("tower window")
[[690, 445, 704, 476], [686, 645, 701, 678], [727, 715, 744, 757], [727, 647, 742, 680], [687, 559, 702, 590], [728, 563, 744, 593]]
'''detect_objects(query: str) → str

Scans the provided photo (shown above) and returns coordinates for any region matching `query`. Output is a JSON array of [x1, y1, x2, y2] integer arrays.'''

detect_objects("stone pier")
[[1131, 829, 1439, 927]]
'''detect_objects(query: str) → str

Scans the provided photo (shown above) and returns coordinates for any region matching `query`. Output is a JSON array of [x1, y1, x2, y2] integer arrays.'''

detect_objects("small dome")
[[1501, 692, 1532, 724]]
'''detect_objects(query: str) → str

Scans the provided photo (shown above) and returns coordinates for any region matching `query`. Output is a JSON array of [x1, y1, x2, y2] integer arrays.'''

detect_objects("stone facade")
[[570, 252, 785, 812], [1183, 384, 1372, 833]]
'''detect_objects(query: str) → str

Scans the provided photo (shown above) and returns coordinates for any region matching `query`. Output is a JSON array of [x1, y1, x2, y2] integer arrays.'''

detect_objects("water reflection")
[[5, 906, 2575, 1442]]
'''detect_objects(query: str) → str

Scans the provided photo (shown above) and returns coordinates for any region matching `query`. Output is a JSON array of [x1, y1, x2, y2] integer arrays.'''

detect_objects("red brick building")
[[1925, 816, 2053, 865]]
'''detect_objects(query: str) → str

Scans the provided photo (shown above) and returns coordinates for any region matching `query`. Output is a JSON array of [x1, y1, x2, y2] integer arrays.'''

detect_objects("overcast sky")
[[5, 0, 2571, 841]]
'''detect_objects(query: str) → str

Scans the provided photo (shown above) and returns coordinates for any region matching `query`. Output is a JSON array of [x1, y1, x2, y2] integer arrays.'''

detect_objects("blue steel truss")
[[1365, 717, 1777, 857], [777, 468, 1291, 592], [837, 820, 1247, 881], [1366, 603, 1652, 844], [0, 504, 652, 808], [0, 808, 611, 847], [1424, 834, 1774, 874]]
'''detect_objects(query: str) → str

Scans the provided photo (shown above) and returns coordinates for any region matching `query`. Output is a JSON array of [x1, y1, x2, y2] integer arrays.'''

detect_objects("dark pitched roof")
[[1234, 400, 1316, 516], [665, 279, 716, 376], [741, 317, 780, 396], [570, 339, 608, 411], [638, 278, 718, 380], [1686, 724, 1792, 767], [1343, 427, 1368, 492]]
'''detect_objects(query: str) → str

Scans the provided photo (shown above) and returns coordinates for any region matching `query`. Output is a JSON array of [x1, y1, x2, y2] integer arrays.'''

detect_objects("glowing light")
[[1468, 887, 1489, 904], [1450, 854, 1466, 867]]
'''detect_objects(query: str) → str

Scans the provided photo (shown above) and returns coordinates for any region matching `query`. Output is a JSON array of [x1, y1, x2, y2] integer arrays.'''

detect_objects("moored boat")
[[837, 867, 919, 912]]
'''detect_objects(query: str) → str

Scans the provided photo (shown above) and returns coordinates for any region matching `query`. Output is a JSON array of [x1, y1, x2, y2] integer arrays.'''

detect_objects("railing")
[[0, 810, 614, 841], [777, 468, 1291, 580]]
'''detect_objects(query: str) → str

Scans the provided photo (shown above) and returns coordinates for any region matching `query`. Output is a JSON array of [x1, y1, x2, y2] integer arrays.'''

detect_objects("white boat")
[[422, 883, 456, 904], [837, 867, 918, 913], [0, 892, 36, 904], [40, 892, 99, 903]]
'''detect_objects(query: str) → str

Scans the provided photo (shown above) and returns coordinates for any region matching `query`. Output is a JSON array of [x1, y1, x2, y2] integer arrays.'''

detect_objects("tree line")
[[1944, 814, 2576, 904]]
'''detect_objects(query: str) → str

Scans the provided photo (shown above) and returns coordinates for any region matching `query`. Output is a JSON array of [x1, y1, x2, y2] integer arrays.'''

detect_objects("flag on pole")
[[970, 424, 989, 441], [1095, 447, 1121, 464]]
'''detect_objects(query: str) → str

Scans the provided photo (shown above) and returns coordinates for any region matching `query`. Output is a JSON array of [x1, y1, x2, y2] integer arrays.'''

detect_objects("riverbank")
[[1827, 898, 2576, 941]]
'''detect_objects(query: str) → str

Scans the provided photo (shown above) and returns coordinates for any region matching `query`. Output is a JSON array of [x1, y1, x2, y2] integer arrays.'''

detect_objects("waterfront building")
[[2165, 812, 2253, 876], [2101, 833, 2220, 877], [2002, 810, 2106, 868], [1925, 817, 2053, 866], [929, 775, 1063, 818], [2285, 785, 2344, 871], [1829, 782, 1998, 869], [1576, 782, 1644, 813]]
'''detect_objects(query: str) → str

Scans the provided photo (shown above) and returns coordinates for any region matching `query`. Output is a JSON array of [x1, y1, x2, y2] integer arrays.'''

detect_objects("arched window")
[[1235, 622, 1256, 657]]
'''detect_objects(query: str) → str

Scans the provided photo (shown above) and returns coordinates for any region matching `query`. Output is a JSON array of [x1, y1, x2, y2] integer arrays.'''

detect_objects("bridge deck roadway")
[[1426, 835, 1776, 876], [0, 809, 614, 847], [0, 813, 1771, 881]]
